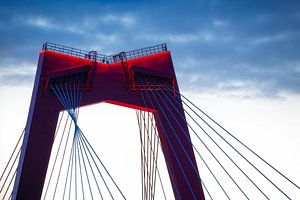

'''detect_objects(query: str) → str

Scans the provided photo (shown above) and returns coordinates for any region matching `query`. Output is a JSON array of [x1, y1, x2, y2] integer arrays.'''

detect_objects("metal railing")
[[42, 42, 168, 64], [42, 42, 108, 62], [109, 43, 168, 62]]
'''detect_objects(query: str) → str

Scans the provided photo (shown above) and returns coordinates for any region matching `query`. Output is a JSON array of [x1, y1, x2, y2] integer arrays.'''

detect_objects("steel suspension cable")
[[162, 84, 269, 199], [144, 111, 150, 200], [138, 110, 162, 200], [137, 111, 146, 200], [76, 130, 98, 200], [70, 137, 77, 199], [0, 149, 21, 195], [139, 87, 182, 200], [148, 113, 159, 200], [139, 111, 149, 200], [75, 133, 86, 200], [78, 132, 104, 199], [50, 82, 78, 199], [54, 111, 65, 139], [79, 131, 126, 199], [165, 85, 293, 199], [156, 163, 167, 200], [155, 84, 233, 199], [177, 88, 300, 191], [147, 112, 152, 200], [68, 134, 78, 200], [145, 111, 156, 200], [52, 79, 126, 200], [77, 131, 115, 199], [51, 81, 92, 199], [0, 128, 24, 184], [137, 110, 167, 200], [43, 112, 69, 199], [150, 114, 160, 200], [148, 84, 213, 200], [52, 80, 79, 200], [181, 95, 290, 199], [141, 86, 197, 200], [2, 168, 17, 200], [52, 118, 73, 199], [145, 83, 216, 199], [137, 111, 154, 200], [57, 80, 115, 199], [62, 129, 76, 199]]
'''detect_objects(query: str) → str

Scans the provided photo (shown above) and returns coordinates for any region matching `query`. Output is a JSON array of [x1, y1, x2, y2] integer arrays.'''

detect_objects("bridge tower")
[[12, 43, 205, 199]]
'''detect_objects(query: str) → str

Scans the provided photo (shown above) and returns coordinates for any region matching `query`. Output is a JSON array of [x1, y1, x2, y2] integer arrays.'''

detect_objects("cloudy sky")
[[1, 0, 300, 95], [0, 0, 300, 199]]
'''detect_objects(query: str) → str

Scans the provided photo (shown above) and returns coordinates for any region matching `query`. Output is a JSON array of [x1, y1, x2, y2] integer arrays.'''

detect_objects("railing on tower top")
[[42, 42, 168, 64]]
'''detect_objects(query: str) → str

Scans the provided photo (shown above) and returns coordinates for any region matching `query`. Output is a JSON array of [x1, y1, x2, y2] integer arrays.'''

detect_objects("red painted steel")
[[12, 48, 205, 199]]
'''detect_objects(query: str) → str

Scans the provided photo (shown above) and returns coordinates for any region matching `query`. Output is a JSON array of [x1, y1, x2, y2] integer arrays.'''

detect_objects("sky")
[[0, 0, 300, 199]]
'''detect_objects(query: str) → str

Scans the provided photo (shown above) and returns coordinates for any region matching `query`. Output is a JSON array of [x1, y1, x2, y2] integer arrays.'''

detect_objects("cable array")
[[41, 78, 126, 200], [0, 129, 24, 200], [136, 109, 166, 200], [2, 76, 299, 200], [135, 81, 300, 199]]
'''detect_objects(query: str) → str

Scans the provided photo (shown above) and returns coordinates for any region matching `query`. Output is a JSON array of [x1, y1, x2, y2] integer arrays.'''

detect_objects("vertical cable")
[[141, 88, 194, 199], [138, 84, 182, 200]]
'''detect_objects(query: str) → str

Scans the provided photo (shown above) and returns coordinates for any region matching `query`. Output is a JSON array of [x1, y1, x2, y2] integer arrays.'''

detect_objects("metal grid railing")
[[42, 42, 108, 62], [108, 43, 168, 62], [42, 42, 168, 64]]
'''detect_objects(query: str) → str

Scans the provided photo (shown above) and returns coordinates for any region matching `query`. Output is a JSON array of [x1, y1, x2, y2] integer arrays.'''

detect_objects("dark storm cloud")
[[0, 0, 300, 95]]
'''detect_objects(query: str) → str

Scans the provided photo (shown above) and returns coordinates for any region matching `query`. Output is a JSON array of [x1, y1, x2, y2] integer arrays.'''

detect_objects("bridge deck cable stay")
[[40, 78, 127, 200], [157, 84, 267, 199], [140, 83, 213, 200], [136, 110, 166, 200], [176, 88, 300, 191], [161, 83, 299, 199], [0, 129, 25, 200], [131, 77, 299, 199]]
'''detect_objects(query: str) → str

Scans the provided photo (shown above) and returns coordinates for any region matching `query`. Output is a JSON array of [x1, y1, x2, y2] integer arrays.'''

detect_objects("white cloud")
[[95, 33, 119, 43], [27, 17, 50, 27], [213, 19, 228, 27], [14, 15, 87, 35], [293, 64, 300, 73], [252, 32, 289, 46], [138, 30, 215, 44], [100, 14, 137, 28], [22, 16, 57, 29], [0, 65, 35, 76], [0, 62, 36, 85]]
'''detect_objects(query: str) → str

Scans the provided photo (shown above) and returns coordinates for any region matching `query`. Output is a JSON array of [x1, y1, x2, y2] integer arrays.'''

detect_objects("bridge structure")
[[0, 43, 299, 200]]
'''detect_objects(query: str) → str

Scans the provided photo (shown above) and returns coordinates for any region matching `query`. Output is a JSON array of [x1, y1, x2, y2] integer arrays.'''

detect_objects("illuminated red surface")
[[12, 50, 205, 199]]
